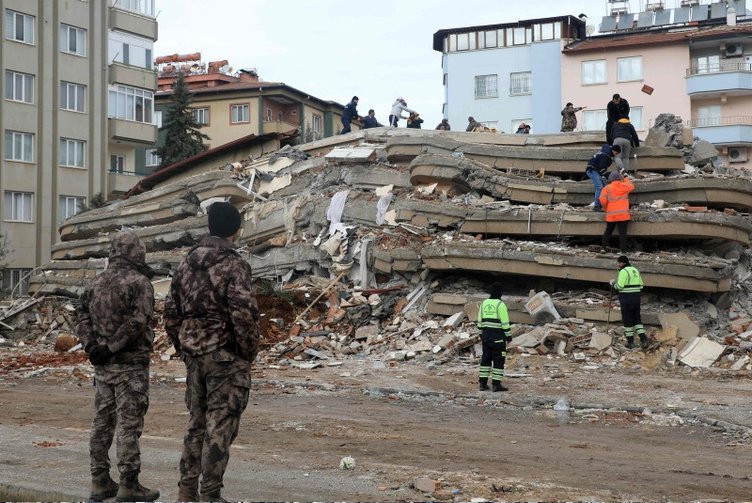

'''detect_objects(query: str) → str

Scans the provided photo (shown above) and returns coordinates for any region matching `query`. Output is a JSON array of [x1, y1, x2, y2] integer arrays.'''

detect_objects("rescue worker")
[[561, 102, 585, 132], [599, 170, 634, 253], [389, 97, 415, 127], [77, 231, 159, 502], [164, 202, 260, 502], [340, 96, 360, 134], [585, 144, 622, 211], [466, 116, 482, 132], [610, 255, 648, 350], [611, 117, 640, 172], [435, 118, 451, 131], [362, 109, 383, 129], [476, 282, 511, 392], [606, 93, 630, 144]]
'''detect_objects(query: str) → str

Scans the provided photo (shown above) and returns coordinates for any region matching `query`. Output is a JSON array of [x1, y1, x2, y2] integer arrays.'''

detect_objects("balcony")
[[686, 62, 752, 97], [687, 116, 752, 145], [107, 169, 146, 197], [109, 63, 157, 90], [109, 7, 158, 40], [109, 118, 157, 146], [262, 120, 300, 134]]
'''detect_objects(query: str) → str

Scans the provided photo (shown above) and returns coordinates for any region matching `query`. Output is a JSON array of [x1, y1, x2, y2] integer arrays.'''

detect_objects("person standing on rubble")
[[362, 109, 383, 129], [389, 97, 415, 127], [436, 118, 451, 131], [611, 117, 640, 172], [606, 94, 630, 144], [466, 116, 482, 132], [164, 202, 260, 502], [406, 112, 424, 129], [561, 102, 585, 132], [340, 96, 361, 134], [599, 170, 634, 253], [77, 231, 160, 502], [476, 282, 511, 392], [585, 144, 622, 211], [610, 255, 649, 350]]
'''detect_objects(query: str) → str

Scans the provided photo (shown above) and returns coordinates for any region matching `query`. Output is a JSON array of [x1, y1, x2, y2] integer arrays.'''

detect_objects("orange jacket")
[[599, 178, 634, 222]]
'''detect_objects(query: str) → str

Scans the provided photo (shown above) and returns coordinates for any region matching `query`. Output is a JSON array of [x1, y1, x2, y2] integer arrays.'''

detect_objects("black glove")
[[88, 344, 113, 366]]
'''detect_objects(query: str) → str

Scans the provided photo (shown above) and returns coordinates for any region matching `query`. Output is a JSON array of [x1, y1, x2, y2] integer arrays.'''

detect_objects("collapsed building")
[[9, 117, 752, 371]]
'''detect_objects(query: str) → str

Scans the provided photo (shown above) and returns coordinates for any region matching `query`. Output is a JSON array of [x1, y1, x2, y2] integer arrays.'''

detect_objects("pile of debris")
[[6, 123, 751, 374], [0, 296, 79, 352]]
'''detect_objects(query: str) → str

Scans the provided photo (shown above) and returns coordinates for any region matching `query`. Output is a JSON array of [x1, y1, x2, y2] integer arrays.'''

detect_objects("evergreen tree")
[[156, 73, 209, 169]]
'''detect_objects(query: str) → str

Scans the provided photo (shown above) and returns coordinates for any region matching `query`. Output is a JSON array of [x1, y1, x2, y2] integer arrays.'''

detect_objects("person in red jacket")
[[599, 170, 634, 252]]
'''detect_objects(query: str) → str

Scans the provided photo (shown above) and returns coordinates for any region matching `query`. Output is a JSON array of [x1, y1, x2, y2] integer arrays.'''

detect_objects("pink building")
[[562, 14, 752, 169]]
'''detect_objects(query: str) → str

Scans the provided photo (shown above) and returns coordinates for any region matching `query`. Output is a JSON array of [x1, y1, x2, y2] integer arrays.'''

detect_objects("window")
[[59, 138, 85, 167], [2, 268, 32, 296], [312, 114, 322, 133], [265, 107, 272, 122], [449, 34, 457, 52], [145, 149, 160, 167], [457, 33, 469, 51], [4, 131, 33, 162], [3, 191, 33, 222], [443, 73, 448, 85], [116, 0, 155, 17], [696, 105, 721, 126], [192, 107, 209, 125], [155, 110, 163, 128], [4, 70, 33, 103], [4, 9, 34, 44], [582, 60, 607, 85], [108, 31, 154, 70], [60, 24, 86, 56], [541, 23, 554, 40], [630, 107, 643, 130], [617, 56, 642, 82], [231, 104, 250, 123], [474, 74, 498, 99], [110, 154, 125, 173], [484, 30, 497, 48], [513, 27, 525, 45], [59, 196, 85, 223], [60, 82, 86, 112], [108, 85, 153, 123], [695, 55, 720, 74], [510, 72, 532, 95], [583, 109, 608, 131]]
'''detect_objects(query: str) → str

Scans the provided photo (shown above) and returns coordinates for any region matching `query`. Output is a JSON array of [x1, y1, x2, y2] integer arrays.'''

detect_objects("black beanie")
[[208, 202, 241, 238], [489, 282, 503, 299], [618, 255, 630, 266]]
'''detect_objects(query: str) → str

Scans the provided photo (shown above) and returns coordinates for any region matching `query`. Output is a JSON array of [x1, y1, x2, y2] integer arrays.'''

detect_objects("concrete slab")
[[678, 337, 725, 368], [658, 312, 700, 342]]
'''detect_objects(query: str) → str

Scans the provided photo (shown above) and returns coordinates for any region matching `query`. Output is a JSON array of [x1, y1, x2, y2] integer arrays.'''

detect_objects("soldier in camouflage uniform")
[[77, 231, 160, 502], [164, 202, 260, 502], [561, 102, 585, 132]]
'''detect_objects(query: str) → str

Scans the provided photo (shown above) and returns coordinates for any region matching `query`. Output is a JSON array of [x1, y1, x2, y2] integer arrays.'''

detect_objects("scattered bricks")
[[536, 345, 549, 355], [435, 333, 457, 350], [288, 324, 302, 338], [724, 208, 738, 216], [410, 340, 433, 353], [414, 477, 439, 494], [729, 318, 752, 335], [569, 333, 592, 348], [684, 206, 708, 212]]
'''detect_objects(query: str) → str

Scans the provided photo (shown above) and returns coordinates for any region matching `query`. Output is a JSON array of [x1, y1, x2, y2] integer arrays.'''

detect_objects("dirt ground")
[[1, 351, 751, 502]]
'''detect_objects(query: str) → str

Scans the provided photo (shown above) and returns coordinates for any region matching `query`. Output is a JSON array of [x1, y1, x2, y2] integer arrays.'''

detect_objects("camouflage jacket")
[[164, 235, 260, 362], [76, 232, 155, 366]]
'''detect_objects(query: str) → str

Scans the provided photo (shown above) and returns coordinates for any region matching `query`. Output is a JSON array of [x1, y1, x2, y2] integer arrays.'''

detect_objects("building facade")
[[433, 16, 586, 134], [1, 0, 158, 294], [144, 58, 354, 174], [562, 1, 752, 169]]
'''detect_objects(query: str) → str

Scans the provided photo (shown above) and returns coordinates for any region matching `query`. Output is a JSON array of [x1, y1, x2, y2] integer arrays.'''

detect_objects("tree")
[[156, 73, 209, 170]]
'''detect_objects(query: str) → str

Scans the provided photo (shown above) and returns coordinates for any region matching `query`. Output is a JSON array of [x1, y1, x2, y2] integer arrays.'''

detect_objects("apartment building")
[[432, 16, 586, 134], [143, 56, 353, 173], [562, 0, 752, 168], [1, 0, 158, 295]]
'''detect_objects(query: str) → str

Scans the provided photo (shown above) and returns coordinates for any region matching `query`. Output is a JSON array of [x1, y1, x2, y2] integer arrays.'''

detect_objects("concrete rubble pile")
[[9, 124, 752, 373]]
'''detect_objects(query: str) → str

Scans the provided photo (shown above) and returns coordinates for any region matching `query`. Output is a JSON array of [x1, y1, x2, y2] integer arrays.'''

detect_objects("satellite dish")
[[586, 25, 596, 35]]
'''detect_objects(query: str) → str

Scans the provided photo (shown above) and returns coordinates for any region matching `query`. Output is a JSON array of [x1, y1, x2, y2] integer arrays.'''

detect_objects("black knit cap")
[[489, 282, 503, 299], [208, 202, 241, 238], [618, 255, 630, 265]]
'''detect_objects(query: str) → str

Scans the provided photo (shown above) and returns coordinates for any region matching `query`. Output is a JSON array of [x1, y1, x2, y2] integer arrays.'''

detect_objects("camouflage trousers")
[[179, 348, 251, 496], [90, 364, 149, 477]]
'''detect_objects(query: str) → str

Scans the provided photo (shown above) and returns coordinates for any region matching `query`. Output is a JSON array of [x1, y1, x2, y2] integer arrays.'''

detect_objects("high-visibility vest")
[[599, 179, 634, 222], [476, 298, 511, 332], [615, 265, 643, 294]]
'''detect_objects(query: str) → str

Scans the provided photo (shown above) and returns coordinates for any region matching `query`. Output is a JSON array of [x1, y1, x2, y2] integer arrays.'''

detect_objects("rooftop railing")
[[686, 62, 752, 76]]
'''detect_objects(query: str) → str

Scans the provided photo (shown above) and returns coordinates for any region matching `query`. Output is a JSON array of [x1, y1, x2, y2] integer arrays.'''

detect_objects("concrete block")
[[678, 337, 725, 368], [731, 355, 750, 371], [589, 332, 612, 351], [415, 477, 439, 494], [442, 311, 466, 328], [435, 333, 457, 350], [355, 325, 378, 341], [658, 312, 699, 342]]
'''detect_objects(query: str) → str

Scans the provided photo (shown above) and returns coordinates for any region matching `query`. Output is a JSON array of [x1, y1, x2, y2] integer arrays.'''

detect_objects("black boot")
[[90, 471, 118, 501], [479, 377, 489, 391], [639, 333, 649, 350], [116, 472, 159, 502], [625, 337, 634, 349], [492, 380, 508, 392]]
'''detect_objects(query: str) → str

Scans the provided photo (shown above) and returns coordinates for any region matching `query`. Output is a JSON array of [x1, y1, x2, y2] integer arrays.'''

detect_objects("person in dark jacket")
[[362, 109, 382, 129], [406, 112, 424, 129], [606, 94, 630, 143], [78, 231, 160, 502], [561, 102, 585, 132], [611, 117, 640, 172], [515, 122, 531, 134], [340, 96, 360, 134], [164, 202, 260, 502], [585, 144, 622, 211], [435, 119, 451, 131]]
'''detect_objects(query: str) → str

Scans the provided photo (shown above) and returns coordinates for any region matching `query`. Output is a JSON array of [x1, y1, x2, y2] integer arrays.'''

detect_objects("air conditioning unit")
[[725, 43, 743, 57], [728, 147, 748, 163]]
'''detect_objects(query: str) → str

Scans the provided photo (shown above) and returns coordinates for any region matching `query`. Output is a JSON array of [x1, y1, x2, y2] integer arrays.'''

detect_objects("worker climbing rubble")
[[599, 170, 634, 253]]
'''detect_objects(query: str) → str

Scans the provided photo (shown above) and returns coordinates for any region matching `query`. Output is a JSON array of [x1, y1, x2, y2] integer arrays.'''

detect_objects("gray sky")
[[155, 0, 615, 128]]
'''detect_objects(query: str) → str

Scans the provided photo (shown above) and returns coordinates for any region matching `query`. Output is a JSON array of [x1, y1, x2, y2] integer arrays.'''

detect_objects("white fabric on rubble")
[[326, 189, 350, 235]]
